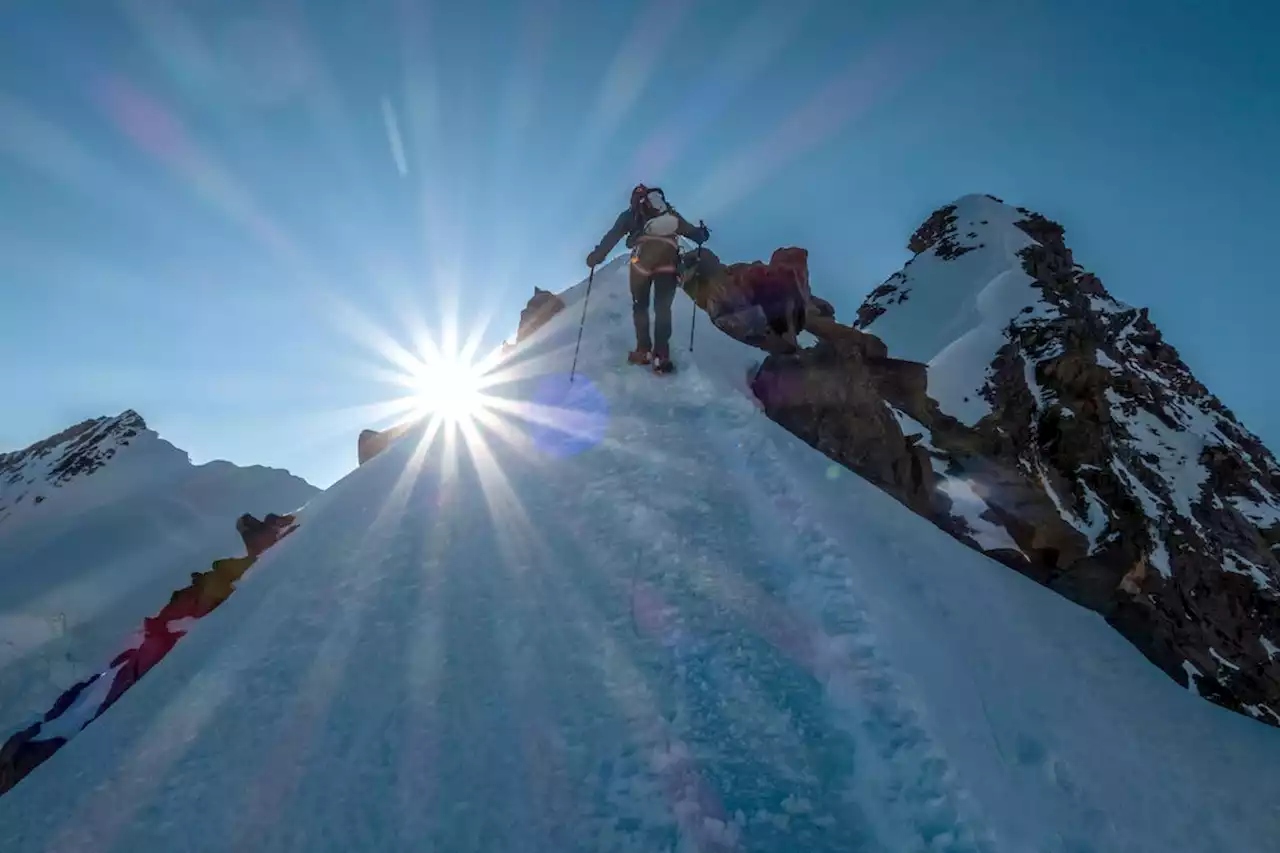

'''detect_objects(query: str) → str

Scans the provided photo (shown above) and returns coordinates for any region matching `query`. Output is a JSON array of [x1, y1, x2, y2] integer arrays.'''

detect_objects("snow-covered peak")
[[850, 196, 1280, 722], [0, 410, 193, 531], [857, 195, 1045, 424]]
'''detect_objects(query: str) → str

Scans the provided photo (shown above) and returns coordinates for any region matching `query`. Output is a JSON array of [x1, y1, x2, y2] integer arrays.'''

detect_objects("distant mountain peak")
[[1, 410, 175, 529]]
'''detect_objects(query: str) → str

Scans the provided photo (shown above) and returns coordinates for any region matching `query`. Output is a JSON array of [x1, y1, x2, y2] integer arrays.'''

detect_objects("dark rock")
[[358, 423, 415, 466], [770, 194, 1280, 725], [516, 287, 566, 342]]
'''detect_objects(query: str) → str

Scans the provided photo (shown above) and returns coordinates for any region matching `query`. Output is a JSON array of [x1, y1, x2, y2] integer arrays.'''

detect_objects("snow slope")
[[2, 258, 1277, 852], [0, 416, 317, 733]]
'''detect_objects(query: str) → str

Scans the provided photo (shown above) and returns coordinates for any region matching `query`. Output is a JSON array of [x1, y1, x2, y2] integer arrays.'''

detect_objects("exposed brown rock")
[[907, 203, 975, 260], [357, 422, 415, 466], [236, 512, 298, 557], [746, 196, 1280, 725], [752, 329, 938, 518], [683, 247, 818, 353], [516, 287, 566, 342]]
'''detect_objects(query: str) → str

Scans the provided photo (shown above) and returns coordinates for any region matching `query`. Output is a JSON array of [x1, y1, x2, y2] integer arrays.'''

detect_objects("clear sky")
[[2, 0, 1277, 489]]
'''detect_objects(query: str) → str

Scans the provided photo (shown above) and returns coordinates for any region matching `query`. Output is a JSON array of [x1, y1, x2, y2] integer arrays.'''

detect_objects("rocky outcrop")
[[358, 422, 416, 466], [236, 512, 299, 557], [752, 324, 938, 518], [684, 246, 816, 353], [746, 195, 1280, 725], [0, 513, 299, 797], [517, 287, 566, 342]]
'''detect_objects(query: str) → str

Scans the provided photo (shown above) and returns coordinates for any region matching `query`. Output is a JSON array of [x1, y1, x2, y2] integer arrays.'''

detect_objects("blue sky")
[[2, 0, 1277, 488]]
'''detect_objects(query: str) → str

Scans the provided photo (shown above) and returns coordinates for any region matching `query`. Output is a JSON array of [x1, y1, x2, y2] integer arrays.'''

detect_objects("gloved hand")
[[586, 248, 607, 267], [694, 222, 711, 244]]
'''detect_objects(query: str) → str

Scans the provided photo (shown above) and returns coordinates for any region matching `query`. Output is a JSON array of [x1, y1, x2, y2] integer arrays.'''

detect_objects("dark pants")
[[630, 268, 678, 357]]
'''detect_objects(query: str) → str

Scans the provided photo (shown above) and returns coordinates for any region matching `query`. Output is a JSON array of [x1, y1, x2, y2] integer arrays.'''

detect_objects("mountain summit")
[[0, 410, 176, 530], [751, 193, 1280, 723]]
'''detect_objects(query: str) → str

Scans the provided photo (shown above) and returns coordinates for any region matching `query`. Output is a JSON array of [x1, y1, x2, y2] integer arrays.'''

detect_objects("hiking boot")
[[652, 355, 676, 374], [627, 349, 653, 365]]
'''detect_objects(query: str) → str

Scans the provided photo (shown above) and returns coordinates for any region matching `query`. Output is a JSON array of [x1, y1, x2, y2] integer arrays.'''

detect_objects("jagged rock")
[[830, 193, 1280, 725], [516, 287, 566, 342], [808, 295, 836, 319], [684, 246, 815, 353], [358, 422, 416, 466], [752, 329, 938, 518], [236, 512, 298, 557], [906, 203, 975, 259]]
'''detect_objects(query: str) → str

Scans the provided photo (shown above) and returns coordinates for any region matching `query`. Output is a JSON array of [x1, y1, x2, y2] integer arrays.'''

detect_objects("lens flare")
[[407, 352, 488, 424]]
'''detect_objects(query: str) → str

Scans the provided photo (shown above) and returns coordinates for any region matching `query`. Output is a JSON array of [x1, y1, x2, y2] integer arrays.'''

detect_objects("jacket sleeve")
[[676, 213, 709, 244], [593, 209, 633, 257]]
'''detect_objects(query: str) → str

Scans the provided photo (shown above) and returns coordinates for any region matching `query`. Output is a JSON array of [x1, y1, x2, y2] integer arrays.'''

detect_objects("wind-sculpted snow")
[[2, 259, 1278, 852]]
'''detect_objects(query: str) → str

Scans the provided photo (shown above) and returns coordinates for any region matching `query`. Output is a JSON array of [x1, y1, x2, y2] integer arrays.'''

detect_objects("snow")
[[891, 395, 1021, 553], [32, 663, 122, 742], [1077, 482, 1110, 547], [1022, 352, 1046, 410], [1182, 660, 1204, 696], [1243, 704, 1280, 725], [1209, 647, 1240, 673], [0, 441, 317, 734], [1088, 295, 1127, 316], [3, 257, 1280, 853], [859, 195, 1042, 426], [1104, 389, 1212, 526], [1262, 636, 1280, 660], [1037, 469, 1107, 553], [1222, 550, 1274, 592], [0, 415, 189, 533], [886, 405, 938, 453], [1110, 459, 1173, 577], [1149, 537, 1174, 579], [1094, 348, 1121, 371], [1231, 486, 1280, 529], [938, 477, 1024, 553]]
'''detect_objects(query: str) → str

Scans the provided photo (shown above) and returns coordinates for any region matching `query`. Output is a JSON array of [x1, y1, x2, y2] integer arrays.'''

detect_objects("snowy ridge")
[[0, 410, 179, 530], [2, 257, 1277, 852], [1, 514, 301, 796], [0, 416, 317, 733], [853, 194, 1280, 722], [857, 195, 1041, 426]]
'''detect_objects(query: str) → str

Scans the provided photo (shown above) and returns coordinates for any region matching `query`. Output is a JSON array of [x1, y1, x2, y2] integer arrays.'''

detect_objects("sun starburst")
[[406, 350, 488, 424]]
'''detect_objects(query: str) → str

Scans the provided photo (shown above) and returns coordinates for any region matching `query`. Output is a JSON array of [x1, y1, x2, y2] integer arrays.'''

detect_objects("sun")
[[408, 352, 488, 423]]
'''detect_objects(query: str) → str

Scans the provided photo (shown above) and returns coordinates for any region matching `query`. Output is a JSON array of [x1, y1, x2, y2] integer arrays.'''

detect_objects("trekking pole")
[[688, 222, 705, 353], [569, 265, 596, 384]]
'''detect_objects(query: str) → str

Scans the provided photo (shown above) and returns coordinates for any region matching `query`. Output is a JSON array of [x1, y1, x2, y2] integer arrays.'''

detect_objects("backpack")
[[626, 185, 680, 245]]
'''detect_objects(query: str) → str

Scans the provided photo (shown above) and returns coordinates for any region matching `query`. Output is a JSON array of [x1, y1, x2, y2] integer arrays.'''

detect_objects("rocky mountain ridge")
[[1, 411, 151, 528], [753, 193, 1280, 723]]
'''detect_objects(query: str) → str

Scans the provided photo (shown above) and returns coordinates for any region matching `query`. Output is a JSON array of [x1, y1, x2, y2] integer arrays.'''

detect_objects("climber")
[[586, 184, 710, 374]]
